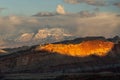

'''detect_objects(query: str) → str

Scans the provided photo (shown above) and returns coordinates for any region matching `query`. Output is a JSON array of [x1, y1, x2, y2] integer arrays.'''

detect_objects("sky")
[[0, 0, 120, 48], [0, 0, 120, 16]]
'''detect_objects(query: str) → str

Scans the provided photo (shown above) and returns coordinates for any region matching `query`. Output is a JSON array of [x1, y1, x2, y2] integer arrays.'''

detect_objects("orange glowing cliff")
[[36, 40, 114, 57]]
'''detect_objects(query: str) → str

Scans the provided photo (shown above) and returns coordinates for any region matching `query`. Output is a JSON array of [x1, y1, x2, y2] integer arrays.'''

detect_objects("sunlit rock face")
[[36, 40, 114, 57], [0, 49, 7, 54]]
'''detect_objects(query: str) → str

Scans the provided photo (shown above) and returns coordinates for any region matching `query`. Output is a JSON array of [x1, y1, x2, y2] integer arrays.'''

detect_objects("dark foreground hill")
[[0, 36, 120, 79]]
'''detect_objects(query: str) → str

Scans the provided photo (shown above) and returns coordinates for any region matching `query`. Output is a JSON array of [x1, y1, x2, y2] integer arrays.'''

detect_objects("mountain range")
[[0, 36, 120, 74], [0, 28, 74, 49]]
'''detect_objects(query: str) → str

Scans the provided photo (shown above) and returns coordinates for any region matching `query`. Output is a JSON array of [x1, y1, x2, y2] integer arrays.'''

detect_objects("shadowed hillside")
[[0, 37, 120, 79]]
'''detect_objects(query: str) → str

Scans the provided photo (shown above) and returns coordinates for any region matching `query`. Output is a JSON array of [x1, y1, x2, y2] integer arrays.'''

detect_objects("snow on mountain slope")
[[16, 33, 34, 42], [34, 28, 72, 40], [14, 28, 73, 46]]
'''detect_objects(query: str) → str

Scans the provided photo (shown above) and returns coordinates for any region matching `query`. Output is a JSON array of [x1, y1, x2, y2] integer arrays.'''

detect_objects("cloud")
[[64, 0, 79, 4], [0, 12, 120, 48], [33, 12, 55, 17], [64, 0, 106, 6], [56, 5, 66, 15], [0, 8, 5, 12], [114, 2, 120, 7], [75, 13, 120, 37], [1, 13, 120, 38], [78, 10, 96, 17], [0, 39, 6, 46], [0, 15, 40, 40], [33, 4, 66, 17]]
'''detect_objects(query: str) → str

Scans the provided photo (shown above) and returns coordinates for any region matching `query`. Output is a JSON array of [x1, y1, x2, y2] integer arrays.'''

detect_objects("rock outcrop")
[[36, 40, 114, 57]]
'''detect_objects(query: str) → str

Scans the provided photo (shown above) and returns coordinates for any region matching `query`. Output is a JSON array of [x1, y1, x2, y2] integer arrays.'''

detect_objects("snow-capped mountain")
[[34, 28, 72, 40], [15, 33, 34, 42], [0, 28, 74, 49], [14, 28, 73, 47]]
